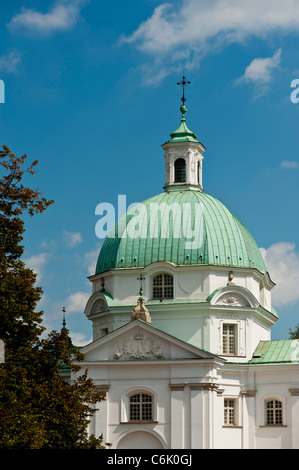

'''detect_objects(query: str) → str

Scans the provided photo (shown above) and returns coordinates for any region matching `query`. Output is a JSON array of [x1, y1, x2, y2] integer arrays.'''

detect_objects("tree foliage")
[[289, 324, 299, 340], [0, 146, 105, 449]]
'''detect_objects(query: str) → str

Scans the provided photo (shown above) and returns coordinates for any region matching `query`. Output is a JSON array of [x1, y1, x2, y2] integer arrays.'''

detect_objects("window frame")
[[152, 273, 174, 300], [120, 389, 158, 424], [129, 393, 153, 422], [174, 158, 186, 183], [265, 399, 283, 426], [223, 398, 239, 427], [222, 323, 238, 356]]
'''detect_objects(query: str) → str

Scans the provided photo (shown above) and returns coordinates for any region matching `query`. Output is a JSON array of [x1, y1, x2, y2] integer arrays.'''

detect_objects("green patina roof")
[[249, 340, 299, 364], [164, 105, 198, 143], [95, 189, 266, 275]]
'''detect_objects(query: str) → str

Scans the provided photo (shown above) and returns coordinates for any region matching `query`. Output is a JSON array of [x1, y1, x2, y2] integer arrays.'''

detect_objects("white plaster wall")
[[78, 357, 299, 449], [91, 265, 268, 307]]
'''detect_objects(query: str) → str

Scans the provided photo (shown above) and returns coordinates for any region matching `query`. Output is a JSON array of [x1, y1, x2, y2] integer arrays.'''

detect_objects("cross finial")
[[62, 306, 66, 329], [177, 75, 191, 105], [137, 274, 145, 296]]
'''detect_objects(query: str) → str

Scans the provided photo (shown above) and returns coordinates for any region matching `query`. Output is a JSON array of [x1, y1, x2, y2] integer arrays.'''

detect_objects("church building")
[[71, 84, 299, 449]]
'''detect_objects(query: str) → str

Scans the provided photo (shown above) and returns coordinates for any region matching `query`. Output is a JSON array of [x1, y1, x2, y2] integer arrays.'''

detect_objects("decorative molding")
[[240, 390, 257, 398], [217, 294, 248, 307], [289, 389, 299, 396], [114, 334, 164, 360], [92, 298, 108, 314], [169, 383, 186, 391], [131, 297, 151, 323], [95, 385, 110, 392], [189, 383, 219, 392]]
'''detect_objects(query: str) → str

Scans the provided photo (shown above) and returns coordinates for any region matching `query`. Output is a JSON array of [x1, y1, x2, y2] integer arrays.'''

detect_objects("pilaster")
[[289, 389, 299, 449], [169, 384, 185, 448]]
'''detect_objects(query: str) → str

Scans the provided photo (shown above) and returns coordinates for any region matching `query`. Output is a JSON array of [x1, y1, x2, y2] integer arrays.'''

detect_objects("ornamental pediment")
[[208, 285, 259, 309], [216, 293, 250, 307], [80, 320, 221, 363], [113, 333, 164, 360]]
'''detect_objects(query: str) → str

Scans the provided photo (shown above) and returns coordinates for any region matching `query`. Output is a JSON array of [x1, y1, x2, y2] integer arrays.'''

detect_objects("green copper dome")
[[95, 189, 266, 275]]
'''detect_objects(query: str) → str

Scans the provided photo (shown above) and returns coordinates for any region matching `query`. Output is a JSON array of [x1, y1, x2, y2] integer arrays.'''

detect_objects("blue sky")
[[0, 0, 299, 345]]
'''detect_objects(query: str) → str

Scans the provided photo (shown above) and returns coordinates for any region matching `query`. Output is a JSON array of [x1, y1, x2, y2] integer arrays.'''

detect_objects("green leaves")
[[0, 146, 104, 449]]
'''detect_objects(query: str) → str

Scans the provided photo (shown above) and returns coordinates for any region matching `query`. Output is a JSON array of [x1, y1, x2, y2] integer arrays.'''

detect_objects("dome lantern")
[[162, 78, 206, 192]]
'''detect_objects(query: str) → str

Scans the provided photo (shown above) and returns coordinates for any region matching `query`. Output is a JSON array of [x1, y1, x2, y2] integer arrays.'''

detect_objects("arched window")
[[153, 274, 173, 299], [129, 393, 153, 421], [174, 158, 186, 183], [266, 399, 283, 425]]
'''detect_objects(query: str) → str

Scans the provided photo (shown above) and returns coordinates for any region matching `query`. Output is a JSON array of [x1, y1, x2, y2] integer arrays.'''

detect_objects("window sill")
[[120, 421, 158, 425], [222, 425, 242, 429], [259, 425, 287, 428], [221, 354, 246, 358]]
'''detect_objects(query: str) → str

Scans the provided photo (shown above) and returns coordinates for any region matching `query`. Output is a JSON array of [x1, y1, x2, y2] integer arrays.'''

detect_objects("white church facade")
[[70, 91, 299, 449]]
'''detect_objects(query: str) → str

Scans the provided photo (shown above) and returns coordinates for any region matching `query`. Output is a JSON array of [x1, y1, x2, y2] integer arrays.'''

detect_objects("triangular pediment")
[[80, 320, 222, 363]]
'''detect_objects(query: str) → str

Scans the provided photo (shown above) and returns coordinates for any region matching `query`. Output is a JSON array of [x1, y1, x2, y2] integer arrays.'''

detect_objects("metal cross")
[[177, 75, 191, 105], [62, 306, 66, 329], [137, 274, 145, 293]]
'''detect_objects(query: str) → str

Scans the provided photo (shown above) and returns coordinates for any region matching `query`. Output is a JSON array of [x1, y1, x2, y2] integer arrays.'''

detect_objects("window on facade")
[[129, 393, 153, 421], [224, 399, 236, 426], [222, 324, 236, 355], [153, 274, 174, 299], [174, 158, 186, 183], [266, 400, 283, 425]]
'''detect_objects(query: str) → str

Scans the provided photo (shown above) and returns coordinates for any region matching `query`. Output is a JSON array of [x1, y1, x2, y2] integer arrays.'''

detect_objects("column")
[[241, 390, 256, 449], [186, 152, 192, 185], [289, 389, 299, 449], [189, 383, 218, 449], [169, 384, 185, 448], [190, 385, 203, 449], [95, 385, 110, 446]]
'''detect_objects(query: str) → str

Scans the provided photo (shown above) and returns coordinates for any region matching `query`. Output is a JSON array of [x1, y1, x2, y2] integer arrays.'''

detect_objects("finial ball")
[[180, 104, 187, 114]]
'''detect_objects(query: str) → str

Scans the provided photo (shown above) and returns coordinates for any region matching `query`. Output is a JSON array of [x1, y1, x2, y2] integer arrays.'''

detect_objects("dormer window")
[[153, 274, 173, 299], [174, 158, 186, 183]]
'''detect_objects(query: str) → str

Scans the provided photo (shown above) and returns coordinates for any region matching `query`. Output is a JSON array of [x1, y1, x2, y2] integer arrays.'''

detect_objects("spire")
[[165, 75, 198, 144], [177, 75, 190, 106], [162, 76, 206, 192], [167, 104, 198, 143], [62, 306, 66, 329]]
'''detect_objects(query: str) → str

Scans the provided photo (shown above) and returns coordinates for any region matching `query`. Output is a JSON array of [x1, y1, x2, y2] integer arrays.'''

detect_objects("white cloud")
[[62, 230, 83, 248], [84, 247, 101, 275], [0, 49, 21, 74], [64, 291, 90, 314], [260, 242, 299, 307], [236, 49, 282, 95], [8, 0, 87, 36], [280, 160, 299, 169], [69, 331, 91, 346], [121, 0, 299, 84], [23, 252, 49, 283], [238, 49, 282, 84]]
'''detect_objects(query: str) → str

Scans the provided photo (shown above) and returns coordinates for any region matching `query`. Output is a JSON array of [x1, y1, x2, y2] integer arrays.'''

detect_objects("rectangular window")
[[224, 399, 236, 426], [129, 393, 153, 421], [153, 274, 173, 299], [223, 324, 236, 355], [266, 400, 283, 425]]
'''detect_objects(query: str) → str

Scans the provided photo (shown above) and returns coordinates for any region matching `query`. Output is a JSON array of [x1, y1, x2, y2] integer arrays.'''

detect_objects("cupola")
[[162, 78, 206, 192]]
